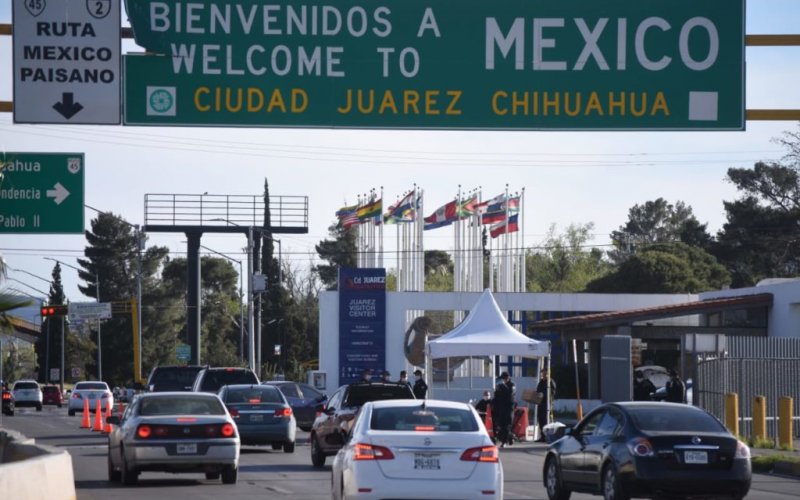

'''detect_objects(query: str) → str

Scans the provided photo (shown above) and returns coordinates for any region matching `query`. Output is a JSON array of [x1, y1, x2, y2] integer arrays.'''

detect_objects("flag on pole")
[[424, 200, 458, 230], [358, 198, 382, 220], [476, 194, 505, 214], [394, 191, 415, 218], [458, 195, 479, 219], [336, 204, 358, 218], [342, 211, 360, 229], [481, 196, 520, 224], [490, 214, 519, 238]]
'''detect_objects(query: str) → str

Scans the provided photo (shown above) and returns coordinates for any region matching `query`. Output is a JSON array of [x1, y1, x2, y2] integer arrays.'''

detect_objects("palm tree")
[[0, 255, 35, 331]]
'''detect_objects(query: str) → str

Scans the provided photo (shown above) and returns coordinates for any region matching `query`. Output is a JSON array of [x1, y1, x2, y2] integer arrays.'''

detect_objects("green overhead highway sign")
[[0, 153, 85, 234], [123, 0, 744, 130]]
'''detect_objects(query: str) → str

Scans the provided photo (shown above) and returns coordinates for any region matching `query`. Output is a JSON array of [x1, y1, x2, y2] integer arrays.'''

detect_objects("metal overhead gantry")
[[142, 193, 308, 370]]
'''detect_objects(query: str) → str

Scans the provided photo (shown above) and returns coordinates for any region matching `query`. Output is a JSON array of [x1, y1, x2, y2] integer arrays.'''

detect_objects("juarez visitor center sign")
[[123, 0, 744, 130]]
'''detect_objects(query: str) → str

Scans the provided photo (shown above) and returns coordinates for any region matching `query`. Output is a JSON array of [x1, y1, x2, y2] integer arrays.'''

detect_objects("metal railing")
[[144, 193, 308, 231]]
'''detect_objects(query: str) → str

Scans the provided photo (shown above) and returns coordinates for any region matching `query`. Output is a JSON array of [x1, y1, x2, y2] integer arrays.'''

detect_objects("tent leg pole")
[[469, 356, 473, 389]]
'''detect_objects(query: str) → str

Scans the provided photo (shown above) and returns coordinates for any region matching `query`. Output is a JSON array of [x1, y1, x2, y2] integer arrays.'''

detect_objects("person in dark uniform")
[[633, 372, 657, 401], [398, 370, 413, 390], [412, 369, 428, 399], [536, 369, 556, 442], [474, 391, 492, 414], [493, 372, 516, 447], [361, 368, 373, 383], [665, 370, 686, 403]]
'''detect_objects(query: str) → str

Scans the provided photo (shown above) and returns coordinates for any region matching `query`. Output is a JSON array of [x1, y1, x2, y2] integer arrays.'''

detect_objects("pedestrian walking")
[[493, 372, 516, 447], [536, 369, 556, 443], [633, 372, 657, 401], [665, 370, 686, 403], [412, 369, 428, 399]]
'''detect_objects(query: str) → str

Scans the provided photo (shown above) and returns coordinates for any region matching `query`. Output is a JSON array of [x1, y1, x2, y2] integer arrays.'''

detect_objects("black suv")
[[192, 367, 260, 393], [310, 382, 415, 467], [144, 365, 204, 392]]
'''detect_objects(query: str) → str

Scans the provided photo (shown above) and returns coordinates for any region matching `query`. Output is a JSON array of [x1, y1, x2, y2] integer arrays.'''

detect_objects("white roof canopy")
[[427, 289, 550, 359]]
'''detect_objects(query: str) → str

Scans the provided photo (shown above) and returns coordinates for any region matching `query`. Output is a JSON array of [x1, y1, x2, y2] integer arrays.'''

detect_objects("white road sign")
[[69, 302, 112, 320], [12, 0, 121, 124]]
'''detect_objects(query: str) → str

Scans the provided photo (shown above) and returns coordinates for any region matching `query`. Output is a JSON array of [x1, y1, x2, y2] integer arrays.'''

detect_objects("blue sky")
[[1, 1, 800, 302]]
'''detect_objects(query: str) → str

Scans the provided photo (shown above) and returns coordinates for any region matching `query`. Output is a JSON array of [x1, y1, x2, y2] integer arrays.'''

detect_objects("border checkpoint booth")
[[426, 289, 551, 437]]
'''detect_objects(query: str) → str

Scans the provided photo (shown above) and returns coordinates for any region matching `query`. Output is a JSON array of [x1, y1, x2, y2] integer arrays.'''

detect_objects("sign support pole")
[[60, 316, 65, 393]]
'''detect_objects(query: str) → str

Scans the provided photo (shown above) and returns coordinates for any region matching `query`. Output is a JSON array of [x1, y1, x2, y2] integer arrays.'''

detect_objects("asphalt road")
[[2, 406, 799, 500]]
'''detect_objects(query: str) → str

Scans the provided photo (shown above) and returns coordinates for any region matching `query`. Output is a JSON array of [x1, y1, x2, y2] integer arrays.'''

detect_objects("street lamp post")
[[199, 244, 245, 363], [9, 268, 53, 382], [7, 278, 59, 388]]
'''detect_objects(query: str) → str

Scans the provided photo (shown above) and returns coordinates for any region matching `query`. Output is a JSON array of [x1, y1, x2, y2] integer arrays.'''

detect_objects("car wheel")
[[107, 450, 121, 483], [311, 433, 326, 467], [121, 450, 138, 486], [602, 463, 628, 500], [300, 426, 313, 432], [205, 472, 220, 481], [68, 409, 75, 416], [284, 441, 296, 453], [221, 466, 238, 485], [36, 404, 43, 412], [272, 443, 284, 451], [544, 456, 571, 500]]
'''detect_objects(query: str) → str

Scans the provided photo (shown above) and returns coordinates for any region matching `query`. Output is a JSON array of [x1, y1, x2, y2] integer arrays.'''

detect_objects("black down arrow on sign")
[[53, 93, 84, 119]]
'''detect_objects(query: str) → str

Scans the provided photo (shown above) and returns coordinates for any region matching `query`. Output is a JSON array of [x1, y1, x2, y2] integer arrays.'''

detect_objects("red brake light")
[[177, 418, 197, 422], [154, 426, 168, 437], [101, 393, 110, 398], [2, 393, 10, 400], [72, 393, 82, 399], [274, 408, 292, 418], [627, 438, 655, 457], [229, 409, 239, 418], [249, 399, 260, 403], [221, 424, 235, 437], [461, 446, 499, 463], [226, 368, 234, 372], [137, 425, 152, 438], [354, 443, 394, 461], [415, 426, 435, 432]]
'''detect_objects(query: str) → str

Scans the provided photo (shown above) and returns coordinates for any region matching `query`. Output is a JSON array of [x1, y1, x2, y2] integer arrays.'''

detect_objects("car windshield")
[[139, 397, 226, 416], [371, 406, 479, 432], [225, 387, 283, 404], [628, 408, 725, 433], [200, 370, 258, 392], [14, 382, 39, 390], [150, 367, 203, 389], [345, 385, 414, 407], [76, 383, 108, 391]]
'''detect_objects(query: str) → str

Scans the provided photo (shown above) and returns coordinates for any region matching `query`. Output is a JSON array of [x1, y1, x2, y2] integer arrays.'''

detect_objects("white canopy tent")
[[425, 289, 551, 397]]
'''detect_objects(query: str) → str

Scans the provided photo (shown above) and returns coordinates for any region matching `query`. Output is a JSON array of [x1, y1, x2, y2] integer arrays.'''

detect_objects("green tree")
[[587, 242, 730, 293], [77, 213, 168, 385], [609, 198, 712, 262], [0, 255, 34, 344], [1, 341, 36, 382], [425, 250, 454, 276], [315, 222, 357, 290], [526, 223, 610, 293]]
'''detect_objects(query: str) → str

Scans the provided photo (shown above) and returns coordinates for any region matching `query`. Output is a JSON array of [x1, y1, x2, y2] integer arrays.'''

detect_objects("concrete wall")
[[702, 279, 800, 338], [320, 290, 697, 395], [0, 429, 76, 500]]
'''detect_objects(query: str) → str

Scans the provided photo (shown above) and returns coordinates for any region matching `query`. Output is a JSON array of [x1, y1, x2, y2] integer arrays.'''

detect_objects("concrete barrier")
[[0, 429, 77, 500]]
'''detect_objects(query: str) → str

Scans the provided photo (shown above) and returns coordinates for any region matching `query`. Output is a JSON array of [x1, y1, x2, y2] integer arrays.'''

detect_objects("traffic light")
[[41, 304, 68, 317]]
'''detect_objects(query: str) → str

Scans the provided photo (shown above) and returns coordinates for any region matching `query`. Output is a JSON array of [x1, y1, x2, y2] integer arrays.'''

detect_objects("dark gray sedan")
[[107, 392, 240, 485]]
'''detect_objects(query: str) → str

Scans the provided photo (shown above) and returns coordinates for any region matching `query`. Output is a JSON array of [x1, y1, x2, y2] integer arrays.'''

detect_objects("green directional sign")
[[0, 153, 85, 234], [123, 0, 744, 130], [176, 344, 191, 362]]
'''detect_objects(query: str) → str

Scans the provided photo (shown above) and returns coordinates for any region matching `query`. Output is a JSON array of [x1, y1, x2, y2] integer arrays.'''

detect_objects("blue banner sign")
[[338, 268, 386, 385]]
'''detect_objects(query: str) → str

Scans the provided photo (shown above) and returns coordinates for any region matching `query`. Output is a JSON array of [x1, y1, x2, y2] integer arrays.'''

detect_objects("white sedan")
[[331, 399, 503, 500], [68, 381, 114, 416]]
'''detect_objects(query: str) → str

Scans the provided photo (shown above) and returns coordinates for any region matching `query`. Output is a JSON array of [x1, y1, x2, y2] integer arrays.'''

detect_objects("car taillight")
[[627, 437, 655, 457], [354, 443, 394, 461], [177, 418, 197, 422], [101, 393, 110, 399], [229, 409, 240, 418], [2, 393, 10, 400], [274, 408, 292, 418], [137, 425, 152, 438], [461, 446, 499, 463], [221, 424, 235, 437], [73, 393, 82, 399], [154, 426, 168, 437], [735, 441, 751, 460], [415, 426, 435, 432]]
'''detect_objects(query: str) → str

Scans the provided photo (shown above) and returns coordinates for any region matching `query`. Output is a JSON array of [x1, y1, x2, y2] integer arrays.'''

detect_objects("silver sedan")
[[107, 392, 240, 485]]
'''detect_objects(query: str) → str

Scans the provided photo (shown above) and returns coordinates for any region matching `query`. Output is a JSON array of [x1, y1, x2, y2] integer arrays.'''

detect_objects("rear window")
[[345, 385, 414, 407], [200, 370, 259, 392], [139, 397, 226, 416], [149, 367, 203, 390], [14, 382, 39, 390], [371, 406, 479, 432], [225, 387, 284, 404], [76, 383, 108, 391], [629, 408, 726, 433], [42, 386, 60, 393]]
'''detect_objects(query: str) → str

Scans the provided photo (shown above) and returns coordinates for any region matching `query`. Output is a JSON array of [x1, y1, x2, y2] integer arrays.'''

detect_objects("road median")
[[0, 428, 77, 500]]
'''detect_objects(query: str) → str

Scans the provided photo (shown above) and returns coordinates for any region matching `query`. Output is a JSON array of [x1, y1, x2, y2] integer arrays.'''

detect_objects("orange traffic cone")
[[105, 398, 112, 419], [93, 399, 104, 431], [80, 398, 91, 429], [103, 417, 113, 434], [485, 405, 494, 439]]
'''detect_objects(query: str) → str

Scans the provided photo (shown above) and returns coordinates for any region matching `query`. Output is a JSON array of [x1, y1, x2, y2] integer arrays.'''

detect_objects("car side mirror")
[[106, 416, 120, 425], [324, 406, 336, 415]]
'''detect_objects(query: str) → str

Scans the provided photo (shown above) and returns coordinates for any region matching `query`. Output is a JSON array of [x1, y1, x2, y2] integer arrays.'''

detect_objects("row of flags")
[[336, 192, 521, 239]]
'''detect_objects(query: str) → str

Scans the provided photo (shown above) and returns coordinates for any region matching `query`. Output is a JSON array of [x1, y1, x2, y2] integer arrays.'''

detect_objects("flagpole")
[[418, 188, 424, 294], [504, 184, 509, 292], [520, 187, 526, 293]]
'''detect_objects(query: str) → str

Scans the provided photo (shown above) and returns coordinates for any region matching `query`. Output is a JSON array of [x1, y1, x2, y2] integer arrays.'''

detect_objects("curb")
[[774, 460, 800, 478]]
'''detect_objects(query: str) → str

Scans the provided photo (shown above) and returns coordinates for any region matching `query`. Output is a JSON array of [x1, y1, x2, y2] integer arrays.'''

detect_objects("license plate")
[[177, 444, 198, 454], [89, 394, 97, 399], [250, 414, 264, 422], [414, 453, 441, 470], [684, 451, 708, 464]]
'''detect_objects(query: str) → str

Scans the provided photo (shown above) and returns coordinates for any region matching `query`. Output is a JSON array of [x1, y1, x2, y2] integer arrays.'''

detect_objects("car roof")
[[610, 402, 703, 412], [204, 367, 252, 371], [138, 391, 219, 399], [14, 380, 38, 384], [263, 381, 291, 385], [224, 384, 279, 390], [368, 399, 468, 410]]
